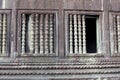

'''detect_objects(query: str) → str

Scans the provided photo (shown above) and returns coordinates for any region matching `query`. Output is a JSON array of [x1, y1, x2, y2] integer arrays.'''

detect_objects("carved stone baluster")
[[78, 15, 82, 54], [82, 15, 86, 53], [74, 14, 78, 53], [21, 14, 26, 54], [39, 14, 44, 54], [69, 15, 73, 54], [113, 15, 118, 53], [44, 14, 49, 54], [0, 14, 2, 53], [2, 14, 7, 54], [49, 14, 54, 54], [29, 14, 35, 53], [35, 14, 39, 54], [117, 15, 120, 53]]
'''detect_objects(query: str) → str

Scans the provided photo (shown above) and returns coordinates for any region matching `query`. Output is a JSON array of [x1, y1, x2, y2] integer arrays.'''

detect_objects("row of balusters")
[[0, 13, 120, 55], [0, 14, 7, 54], [21, 13, 55, 55], [113, 15, 120, 53], [69, 14, 86, 54], [0, 13, 119, 55]]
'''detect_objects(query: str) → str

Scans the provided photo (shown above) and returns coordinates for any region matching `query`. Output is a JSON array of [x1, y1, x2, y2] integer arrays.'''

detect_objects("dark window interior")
[[85, 15, 98, 53]]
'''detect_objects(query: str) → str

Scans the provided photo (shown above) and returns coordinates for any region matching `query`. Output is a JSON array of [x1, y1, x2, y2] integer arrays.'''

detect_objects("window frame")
[[0, 10, 11, 57], [109, 12, 120, 57], [17, 9, 59, 57], [64, 10, 104, 57]]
